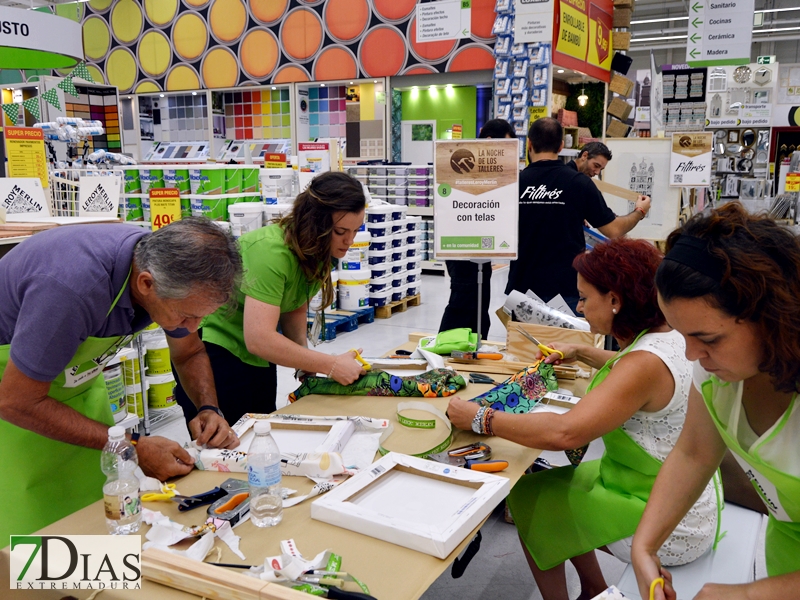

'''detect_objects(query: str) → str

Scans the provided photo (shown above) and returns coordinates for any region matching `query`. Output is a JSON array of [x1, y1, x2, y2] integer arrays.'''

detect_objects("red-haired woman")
[[447, 238, 719, 600], [633, 203, 800, 600]]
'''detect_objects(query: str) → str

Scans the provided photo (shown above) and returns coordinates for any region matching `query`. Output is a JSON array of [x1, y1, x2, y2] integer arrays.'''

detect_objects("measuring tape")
[[379, 401, 453, 458]]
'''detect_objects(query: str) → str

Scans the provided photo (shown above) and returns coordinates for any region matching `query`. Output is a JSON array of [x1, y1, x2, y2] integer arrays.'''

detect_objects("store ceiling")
[[0, 0, 76, 7]]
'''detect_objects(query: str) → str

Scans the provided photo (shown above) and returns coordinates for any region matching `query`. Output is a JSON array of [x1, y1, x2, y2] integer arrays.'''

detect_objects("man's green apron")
[[702, 379, 800, 577], [508, 330, 673, 570], [0, 277, 136, 543]]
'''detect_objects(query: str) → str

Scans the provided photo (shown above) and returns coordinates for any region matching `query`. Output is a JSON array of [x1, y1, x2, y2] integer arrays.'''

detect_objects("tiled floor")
[[275, 267, 625, 600]]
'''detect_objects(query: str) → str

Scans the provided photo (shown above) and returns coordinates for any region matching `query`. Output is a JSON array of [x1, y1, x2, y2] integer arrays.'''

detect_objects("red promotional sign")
[[552, 0, 613, 83]]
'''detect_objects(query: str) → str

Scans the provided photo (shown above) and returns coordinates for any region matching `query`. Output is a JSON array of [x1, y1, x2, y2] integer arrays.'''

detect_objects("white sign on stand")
[[78, 175, 121, 218], [416, 0, 471, 42], [670, 132, 713, 186], [433, 139, 518, 259], [514, 0, 554, 44], [0, 178, 50, 217], [686, 0, 754, 67]]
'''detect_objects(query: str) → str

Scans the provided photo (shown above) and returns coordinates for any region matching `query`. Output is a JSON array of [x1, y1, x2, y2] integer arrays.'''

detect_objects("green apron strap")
[[107, 268, 132, 317]]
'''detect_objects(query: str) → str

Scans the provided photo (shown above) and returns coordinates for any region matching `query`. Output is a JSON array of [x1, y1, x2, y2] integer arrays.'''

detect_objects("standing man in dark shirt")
[[567, 141, 613, 178], [506, 118, 651, 312]]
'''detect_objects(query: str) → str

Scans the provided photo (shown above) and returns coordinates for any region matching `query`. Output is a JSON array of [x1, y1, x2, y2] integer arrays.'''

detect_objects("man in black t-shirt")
[[505, 118, 651, 311], [567, 141, 613, 178]]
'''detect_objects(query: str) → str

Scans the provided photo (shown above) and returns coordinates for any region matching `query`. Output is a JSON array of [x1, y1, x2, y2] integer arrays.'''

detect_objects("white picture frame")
[[602, 138, 681, 241], [311, 452, 510, 558]]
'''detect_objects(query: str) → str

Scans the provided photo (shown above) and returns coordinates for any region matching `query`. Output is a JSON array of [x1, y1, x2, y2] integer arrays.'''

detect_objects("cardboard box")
[[612, 30, 631, 51], [613, 7, 632, 27], [506, 321, 603, 370], [609, 73, 634, 97], [607, 97, 633, 121], [606, 117, 632, 138], [311, 452, 510, 558]]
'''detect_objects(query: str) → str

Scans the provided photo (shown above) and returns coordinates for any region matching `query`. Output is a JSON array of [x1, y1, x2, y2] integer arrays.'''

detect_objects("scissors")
[[350, 349, 372, 371], [140, 483, 192, 503], [515, 326, 565, 360], [469, 373, 498, 385]]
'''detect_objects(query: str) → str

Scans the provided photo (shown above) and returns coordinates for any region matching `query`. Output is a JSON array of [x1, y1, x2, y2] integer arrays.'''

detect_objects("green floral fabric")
[[288, 368, 466, 402], [468, 362, 558, 414]]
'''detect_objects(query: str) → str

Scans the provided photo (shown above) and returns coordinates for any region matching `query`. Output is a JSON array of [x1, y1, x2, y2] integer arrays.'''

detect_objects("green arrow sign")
[[692, 17, 703, 27], [692, 1, 702, 12], [690, 33, 701, 43], [689, 48, 700, 58]]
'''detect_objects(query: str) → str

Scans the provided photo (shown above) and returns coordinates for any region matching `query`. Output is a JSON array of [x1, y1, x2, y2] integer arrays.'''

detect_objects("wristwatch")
[[197, 405, 225, 419], [472, 406, 487, 434]]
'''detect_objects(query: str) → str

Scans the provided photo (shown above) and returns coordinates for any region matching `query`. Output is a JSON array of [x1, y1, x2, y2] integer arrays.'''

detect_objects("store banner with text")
[[149, 188, 181, 230], [433, 139, 518, 259], [515, 0, 555, 44], [670, 133, 712, 186], [686, 0, 754, 67], [552, 0, 613, 83], [4, 127, 49, 189], [79, 175, 121, 218]]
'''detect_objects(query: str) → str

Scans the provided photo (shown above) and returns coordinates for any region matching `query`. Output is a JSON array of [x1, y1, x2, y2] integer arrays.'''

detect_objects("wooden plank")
[[142, 549, 307, 600], [593, 178, 640, 202]]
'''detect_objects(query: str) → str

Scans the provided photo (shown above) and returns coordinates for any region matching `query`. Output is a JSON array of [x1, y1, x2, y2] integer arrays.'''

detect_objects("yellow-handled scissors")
[[649, 577, 665, 600], [141, 483, 191, 503], [350, 348, 372, 371], [514, 326, 566, 360]]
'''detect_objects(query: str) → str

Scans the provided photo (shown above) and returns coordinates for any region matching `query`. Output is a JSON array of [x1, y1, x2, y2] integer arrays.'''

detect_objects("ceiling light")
[[191, 91, 197, 95], [350, 81, 354, 84], [577, 88, 588, 107], [159, 94, 164, 97], [557, 69, 565, 74], [272, 86, 276, 89], [374, 80, 378, 83], [321, 83, 326, 87]]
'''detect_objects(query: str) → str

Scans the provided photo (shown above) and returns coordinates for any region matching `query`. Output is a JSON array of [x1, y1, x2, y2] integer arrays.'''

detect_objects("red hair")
[[573, 238, 665, 342]]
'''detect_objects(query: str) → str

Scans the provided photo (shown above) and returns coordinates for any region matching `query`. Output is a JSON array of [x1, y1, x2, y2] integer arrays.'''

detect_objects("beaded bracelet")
[[482, 407, 495, 436], [328, 360, 337, 379]]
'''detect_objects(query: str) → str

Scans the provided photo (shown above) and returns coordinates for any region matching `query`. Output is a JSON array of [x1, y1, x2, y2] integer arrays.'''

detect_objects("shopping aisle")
[[276, 269, 620, 600]]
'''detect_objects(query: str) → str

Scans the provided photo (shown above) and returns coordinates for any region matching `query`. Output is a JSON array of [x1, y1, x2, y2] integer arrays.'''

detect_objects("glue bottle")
[[101, 426, 141, 535], [247, 421, 283, 527]]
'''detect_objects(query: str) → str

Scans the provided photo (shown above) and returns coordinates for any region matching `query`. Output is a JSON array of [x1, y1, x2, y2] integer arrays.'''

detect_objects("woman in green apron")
[[447, 238, 719, 600], [632, 203, 800, 600]]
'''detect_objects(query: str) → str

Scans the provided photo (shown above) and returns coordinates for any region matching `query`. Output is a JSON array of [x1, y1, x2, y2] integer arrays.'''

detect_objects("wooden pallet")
[[375, 293, 421, 319]]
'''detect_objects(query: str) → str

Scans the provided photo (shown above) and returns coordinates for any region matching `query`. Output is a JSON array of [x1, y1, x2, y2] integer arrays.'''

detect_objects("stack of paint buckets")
[[118, 165, 262, 228], [365, 203, 421, 309], [337, 226, 371, 311]]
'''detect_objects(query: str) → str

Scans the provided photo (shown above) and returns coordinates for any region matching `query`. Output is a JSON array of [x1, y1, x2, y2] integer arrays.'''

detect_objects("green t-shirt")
[[201, 224, 321, 367]]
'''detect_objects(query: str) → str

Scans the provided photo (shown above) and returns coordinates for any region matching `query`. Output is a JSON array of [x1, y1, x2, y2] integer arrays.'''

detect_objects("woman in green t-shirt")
[[175, 171, 367, 424]]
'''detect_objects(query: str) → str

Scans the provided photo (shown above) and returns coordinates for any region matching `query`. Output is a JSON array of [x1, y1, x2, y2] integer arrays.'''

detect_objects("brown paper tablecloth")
[[0, 341, 587, 600]]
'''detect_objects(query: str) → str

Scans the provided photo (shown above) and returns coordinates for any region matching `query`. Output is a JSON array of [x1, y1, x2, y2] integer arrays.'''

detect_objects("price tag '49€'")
[[149, 188, 181, 230]]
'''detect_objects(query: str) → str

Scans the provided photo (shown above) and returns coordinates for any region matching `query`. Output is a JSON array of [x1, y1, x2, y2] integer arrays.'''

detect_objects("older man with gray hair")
[[0, 218, 242, 540]]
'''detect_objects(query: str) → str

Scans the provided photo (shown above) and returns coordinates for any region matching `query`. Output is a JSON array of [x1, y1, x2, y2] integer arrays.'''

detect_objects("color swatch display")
[[163, 93, 208, 142], [68, 0, 497, 91], [65, 85, 120, 151], [222, 89, 291, 141], [308, 86, 347, 140]]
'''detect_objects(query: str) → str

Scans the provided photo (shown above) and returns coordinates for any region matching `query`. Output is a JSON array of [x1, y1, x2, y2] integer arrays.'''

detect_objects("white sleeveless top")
[[608, 331, 719, 566], [693, 362, 800, 478]]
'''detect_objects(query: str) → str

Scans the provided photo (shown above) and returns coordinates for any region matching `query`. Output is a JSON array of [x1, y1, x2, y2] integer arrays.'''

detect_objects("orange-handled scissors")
[[515, 326, 566, 360]]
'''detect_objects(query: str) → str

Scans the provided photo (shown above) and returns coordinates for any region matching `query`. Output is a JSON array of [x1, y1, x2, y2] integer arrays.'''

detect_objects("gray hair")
[[133, 217, 242, 305]]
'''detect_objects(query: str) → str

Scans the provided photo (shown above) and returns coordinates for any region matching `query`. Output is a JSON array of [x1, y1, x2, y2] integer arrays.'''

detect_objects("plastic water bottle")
[[248, 421, 283, 527], [101, 426, 141, 535]]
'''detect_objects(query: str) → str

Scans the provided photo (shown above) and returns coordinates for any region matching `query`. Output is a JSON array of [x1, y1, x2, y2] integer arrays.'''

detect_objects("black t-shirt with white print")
[[505, 159, 615, 301]]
